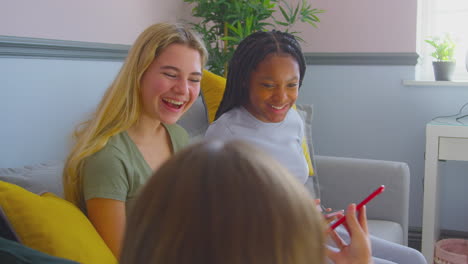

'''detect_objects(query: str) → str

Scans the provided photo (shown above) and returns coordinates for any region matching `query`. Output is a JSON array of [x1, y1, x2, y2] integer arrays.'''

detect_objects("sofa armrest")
[[314, 155, 409, 245]]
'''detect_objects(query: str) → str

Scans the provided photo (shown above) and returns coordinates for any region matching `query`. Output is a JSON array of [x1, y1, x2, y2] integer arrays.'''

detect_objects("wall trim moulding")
[[0, 36, 418, 65], [304, 52, 419, 66], [0, 36, 130, 61]]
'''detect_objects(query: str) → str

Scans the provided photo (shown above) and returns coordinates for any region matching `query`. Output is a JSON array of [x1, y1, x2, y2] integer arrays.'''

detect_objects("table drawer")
[[439, 137, 468, 161]]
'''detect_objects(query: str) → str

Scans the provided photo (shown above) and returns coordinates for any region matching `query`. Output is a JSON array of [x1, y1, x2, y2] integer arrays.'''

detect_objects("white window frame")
[[417, 0, 468, 81]]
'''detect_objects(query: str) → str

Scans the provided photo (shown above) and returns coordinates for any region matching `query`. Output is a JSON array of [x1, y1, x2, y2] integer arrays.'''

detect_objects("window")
[[418, 0, 468, 80]]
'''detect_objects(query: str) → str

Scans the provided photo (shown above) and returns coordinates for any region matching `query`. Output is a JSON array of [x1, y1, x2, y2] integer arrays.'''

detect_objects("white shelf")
[[403, 80, 468, 87], [422, 123, 468, 263]]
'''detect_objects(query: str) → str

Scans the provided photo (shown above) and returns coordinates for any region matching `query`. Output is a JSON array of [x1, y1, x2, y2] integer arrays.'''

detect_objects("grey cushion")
[[0, 160, 64, 198], [367, 220, 404, 245], [316, 155, 410, 245], [296, 104, 315, 159], [177, 96, 209, 143], [296, 104, 319, 198]]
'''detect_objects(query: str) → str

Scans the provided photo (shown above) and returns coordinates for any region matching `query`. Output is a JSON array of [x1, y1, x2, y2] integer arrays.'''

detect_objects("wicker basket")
[[434, 239, 468, 264]]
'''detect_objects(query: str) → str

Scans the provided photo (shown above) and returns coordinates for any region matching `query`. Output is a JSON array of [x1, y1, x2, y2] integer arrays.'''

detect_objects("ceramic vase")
[[432, 61, 456, 81], [465, 49, 468, 72]]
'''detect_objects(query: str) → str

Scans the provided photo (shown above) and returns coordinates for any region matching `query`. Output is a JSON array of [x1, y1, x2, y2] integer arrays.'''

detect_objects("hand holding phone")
[[316, 203, 344, 220], [324, 209, 345, 218], [329, 185, 385, 230]]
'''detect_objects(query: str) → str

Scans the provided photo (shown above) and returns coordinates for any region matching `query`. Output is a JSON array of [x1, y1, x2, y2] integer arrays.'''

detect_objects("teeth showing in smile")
[[163, 98, 184, 106], [270, 104, 286, 110]]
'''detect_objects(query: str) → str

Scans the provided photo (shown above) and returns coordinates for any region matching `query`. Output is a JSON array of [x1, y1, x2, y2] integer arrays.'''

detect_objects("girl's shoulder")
[[163, 123, 189, 151], [164, 123, 189, 139], [86, 132, 132, 163]]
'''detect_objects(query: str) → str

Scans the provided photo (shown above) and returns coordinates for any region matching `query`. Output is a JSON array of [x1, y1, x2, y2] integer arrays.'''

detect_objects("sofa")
[[0, 71, 410, 263]]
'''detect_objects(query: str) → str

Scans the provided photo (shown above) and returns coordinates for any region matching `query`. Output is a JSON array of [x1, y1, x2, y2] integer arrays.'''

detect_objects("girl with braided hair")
[[205, 30, 426, 264], [208, 30, 309, 184]]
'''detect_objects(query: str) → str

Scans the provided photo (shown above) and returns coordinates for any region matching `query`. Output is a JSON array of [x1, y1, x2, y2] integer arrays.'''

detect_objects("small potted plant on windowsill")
[[425, 33, 456, 81]]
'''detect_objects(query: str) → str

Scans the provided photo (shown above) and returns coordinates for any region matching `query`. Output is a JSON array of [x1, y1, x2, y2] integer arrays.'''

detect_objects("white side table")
[[422, 119, 468, 263]]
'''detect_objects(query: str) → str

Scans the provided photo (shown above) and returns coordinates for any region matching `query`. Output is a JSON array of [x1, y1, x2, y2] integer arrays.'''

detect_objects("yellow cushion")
[[0, 180, 117, 264], [201, 70, 314, 176], [200, 70, 227, 123]]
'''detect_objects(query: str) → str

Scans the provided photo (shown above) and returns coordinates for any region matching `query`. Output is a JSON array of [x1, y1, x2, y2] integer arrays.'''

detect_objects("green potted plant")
[[183, 0, 324, 76], [425, 33, 456, 81]]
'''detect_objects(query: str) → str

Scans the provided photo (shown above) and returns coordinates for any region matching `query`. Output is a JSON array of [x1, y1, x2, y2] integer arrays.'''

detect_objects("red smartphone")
[[329, 185, 385, 230]]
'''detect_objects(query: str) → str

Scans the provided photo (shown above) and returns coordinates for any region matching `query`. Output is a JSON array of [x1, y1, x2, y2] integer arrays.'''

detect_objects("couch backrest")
[[177, 96, 209, 143]]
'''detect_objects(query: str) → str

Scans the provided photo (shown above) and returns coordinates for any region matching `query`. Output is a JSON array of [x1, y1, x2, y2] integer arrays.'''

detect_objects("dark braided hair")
[[214, 30, 306, 121]]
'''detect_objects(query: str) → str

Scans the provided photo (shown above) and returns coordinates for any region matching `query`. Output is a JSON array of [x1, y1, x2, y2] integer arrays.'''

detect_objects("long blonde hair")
[[120, 140, 325, 264], [63, 22, 208, 209]]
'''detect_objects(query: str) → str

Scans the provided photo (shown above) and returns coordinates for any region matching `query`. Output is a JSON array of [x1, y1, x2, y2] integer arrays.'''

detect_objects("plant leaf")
[[278, 5, 290, 22]]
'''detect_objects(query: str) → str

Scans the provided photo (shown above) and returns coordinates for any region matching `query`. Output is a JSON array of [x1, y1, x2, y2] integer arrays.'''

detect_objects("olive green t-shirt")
[[82, 124, 188, 212]]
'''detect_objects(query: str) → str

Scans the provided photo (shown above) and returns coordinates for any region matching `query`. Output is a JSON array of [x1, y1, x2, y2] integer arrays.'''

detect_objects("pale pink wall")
[[0, 0, 186, 45], [183, 0, 418, 53], [1, 0, 418, 52], [289, 0, 418, 52]]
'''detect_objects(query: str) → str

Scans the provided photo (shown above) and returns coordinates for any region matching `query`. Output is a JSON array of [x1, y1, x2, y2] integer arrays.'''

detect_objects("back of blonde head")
[[120, 140, 325, 264], [63, 22, 207, 209]]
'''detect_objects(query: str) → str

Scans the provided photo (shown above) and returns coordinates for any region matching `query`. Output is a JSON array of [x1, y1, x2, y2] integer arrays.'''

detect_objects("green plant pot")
[[432, 61, 456, 81]]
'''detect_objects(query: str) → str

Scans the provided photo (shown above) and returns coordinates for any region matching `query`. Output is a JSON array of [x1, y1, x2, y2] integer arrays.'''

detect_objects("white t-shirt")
[[205, 106, 308, 184]]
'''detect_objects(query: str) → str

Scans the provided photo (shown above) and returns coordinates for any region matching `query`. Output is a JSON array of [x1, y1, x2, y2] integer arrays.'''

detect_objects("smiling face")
[[244, 54, 300, 123], [140, 43, 202, 124]]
